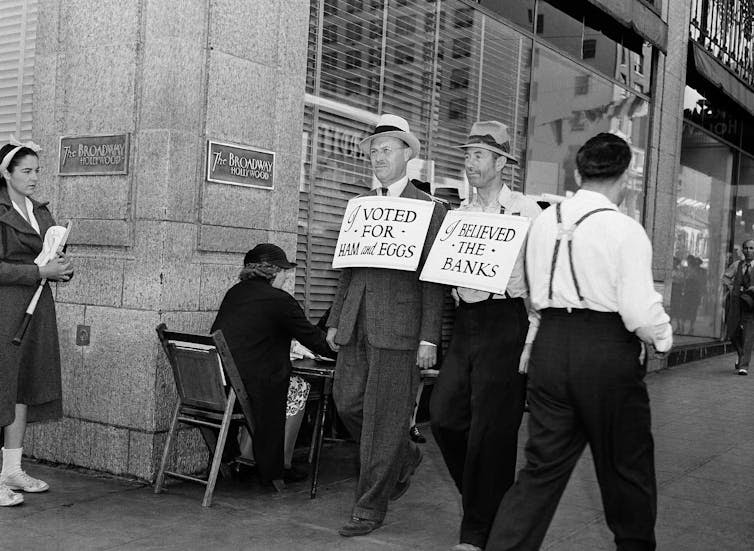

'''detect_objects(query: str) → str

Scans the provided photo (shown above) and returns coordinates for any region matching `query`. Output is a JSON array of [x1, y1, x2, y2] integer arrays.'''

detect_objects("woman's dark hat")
[[243, 243, 296, 268]]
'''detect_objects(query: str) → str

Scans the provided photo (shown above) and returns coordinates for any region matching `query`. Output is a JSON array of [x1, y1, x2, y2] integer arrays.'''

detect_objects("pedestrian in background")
[[722, 239, 754, 375]]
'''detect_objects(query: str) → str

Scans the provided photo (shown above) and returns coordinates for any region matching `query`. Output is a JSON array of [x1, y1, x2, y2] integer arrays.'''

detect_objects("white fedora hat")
[[359, 113, 421, 160]]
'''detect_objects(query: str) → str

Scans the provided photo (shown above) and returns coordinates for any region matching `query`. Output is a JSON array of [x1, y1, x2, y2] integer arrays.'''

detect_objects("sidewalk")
[[1, 353, 752, 550]]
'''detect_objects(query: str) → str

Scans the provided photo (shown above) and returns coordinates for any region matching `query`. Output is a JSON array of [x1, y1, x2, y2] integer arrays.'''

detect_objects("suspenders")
[[547, 203, 615, 304]]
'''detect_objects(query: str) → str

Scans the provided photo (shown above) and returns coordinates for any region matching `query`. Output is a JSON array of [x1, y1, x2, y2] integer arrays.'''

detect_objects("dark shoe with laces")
[[338, 517, 383, 537], [409, 425, 426, 443]]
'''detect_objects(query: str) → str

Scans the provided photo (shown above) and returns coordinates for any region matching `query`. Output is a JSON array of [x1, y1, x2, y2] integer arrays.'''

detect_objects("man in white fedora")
[[326, 113, 446, 537], [431, 121, 541, 551]]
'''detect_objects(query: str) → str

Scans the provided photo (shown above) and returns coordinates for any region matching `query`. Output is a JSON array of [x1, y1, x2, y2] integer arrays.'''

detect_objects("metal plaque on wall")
[[206, 139, 275, 190], [58, 134, 130, 175]]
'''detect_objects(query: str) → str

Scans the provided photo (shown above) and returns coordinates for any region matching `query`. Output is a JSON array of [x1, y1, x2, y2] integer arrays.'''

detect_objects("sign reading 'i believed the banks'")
[[58, 134, 129, 175], [420, 211, 531, 294], [206, 140, 275, 190]]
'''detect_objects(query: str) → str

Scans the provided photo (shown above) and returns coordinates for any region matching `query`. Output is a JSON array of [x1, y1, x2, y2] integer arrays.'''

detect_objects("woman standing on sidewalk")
[[0, 139, 73, 507]]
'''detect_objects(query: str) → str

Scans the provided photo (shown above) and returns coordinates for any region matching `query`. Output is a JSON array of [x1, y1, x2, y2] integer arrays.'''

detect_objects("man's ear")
[[573, 169, 582, 188], [495, 155, 508, 173], [403, 146, 412, 163]]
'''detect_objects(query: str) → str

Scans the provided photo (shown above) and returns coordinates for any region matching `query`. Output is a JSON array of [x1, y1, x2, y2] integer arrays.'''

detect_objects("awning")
[[585, 0, 668, 54], [691, 41, 754, 118]]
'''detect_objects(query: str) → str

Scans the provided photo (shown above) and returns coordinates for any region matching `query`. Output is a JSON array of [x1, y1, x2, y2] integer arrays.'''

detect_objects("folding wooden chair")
[[153, 323, 255, 507]]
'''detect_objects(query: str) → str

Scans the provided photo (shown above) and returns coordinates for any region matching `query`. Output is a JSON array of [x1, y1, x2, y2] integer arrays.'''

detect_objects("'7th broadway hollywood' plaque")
[[206, 140, 275, 190], [58, 134, 129, 175]]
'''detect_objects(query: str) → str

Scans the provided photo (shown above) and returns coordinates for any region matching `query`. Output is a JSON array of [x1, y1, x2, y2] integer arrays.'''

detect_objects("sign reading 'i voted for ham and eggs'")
[[420, 211, 531, 294], [332, 196, 436, 271]]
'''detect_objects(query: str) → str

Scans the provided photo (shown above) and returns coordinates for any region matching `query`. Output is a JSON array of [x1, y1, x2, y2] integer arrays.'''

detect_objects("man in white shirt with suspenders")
[[487, 133, 672, 551]]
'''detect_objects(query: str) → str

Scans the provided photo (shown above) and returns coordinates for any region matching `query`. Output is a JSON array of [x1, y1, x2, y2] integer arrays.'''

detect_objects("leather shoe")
[[409, 425, 426, 443], [338, 517, 383, 537], [283, 464, 309, 483], [390, 447, 423, 501]]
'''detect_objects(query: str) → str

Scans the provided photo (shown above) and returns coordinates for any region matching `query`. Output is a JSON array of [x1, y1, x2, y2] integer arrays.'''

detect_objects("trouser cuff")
[[352, 506, 385, 522]]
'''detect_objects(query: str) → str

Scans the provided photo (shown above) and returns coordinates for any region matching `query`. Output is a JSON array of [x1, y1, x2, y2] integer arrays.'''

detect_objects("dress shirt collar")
[[373, 174, 409, 197]]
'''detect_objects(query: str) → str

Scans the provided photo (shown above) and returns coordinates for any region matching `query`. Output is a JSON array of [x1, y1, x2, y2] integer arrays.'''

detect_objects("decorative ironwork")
[[690, 0, 754, 87]]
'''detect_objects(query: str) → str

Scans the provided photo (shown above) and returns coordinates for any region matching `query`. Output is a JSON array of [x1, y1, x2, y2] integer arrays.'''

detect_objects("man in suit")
[[326, 113, 446, 537], [723, 239, 754, 375]]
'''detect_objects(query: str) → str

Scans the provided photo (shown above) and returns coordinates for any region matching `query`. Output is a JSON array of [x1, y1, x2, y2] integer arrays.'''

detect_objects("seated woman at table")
[[211, 243, 333, 487]]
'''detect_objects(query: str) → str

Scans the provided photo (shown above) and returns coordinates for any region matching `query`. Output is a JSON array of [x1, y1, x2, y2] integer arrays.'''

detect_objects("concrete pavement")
[[1, 353, 753, 550]]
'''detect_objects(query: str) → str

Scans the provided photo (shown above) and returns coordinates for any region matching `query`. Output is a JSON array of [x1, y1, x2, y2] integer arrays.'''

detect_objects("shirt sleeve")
[[524, 298, 539, 344], [616, 225, 670, 332], [522, 197, 543, 344]]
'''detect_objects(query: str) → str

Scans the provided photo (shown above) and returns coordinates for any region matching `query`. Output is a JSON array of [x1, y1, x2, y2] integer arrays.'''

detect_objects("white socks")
[[1, 447, 23, 477]]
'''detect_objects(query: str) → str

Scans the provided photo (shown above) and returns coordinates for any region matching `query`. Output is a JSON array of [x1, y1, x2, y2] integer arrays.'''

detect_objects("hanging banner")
[[206, 140, 275, 189], [332, 196, 436, 271], [420, 211, 531, 294], [58, 134, 129, 175]]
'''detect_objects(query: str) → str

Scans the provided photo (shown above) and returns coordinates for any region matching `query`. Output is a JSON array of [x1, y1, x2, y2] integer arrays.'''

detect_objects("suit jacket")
[[211, 277, 331, 387], [327, 181, 446, 350], [723, 259, 754, 340]]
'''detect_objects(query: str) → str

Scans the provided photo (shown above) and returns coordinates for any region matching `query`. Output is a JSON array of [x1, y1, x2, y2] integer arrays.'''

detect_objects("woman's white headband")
[[0, 135, 41, 173]]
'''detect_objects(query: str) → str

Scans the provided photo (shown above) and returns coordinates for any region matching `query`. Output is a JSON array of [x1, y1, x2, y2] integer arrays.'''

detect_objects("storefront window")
[[732, 154, 754, 251], [670, 124, 734, 339], [299, 0, 532, 320], [478, 0, 534, 33], [525, 43, 649, 221], [299, 0, 652, 321]]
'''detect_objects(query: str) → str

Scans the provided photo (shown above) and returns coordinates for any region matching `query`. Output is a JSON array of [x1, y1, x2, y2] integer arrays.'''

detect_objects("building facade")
[[0, 0, 747, 478]]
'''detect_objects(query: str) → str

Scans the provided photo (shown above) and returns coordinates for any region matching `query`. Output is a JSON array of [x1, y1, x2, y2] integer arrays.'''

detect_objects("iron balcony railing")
[[690, 0, 754, 87]]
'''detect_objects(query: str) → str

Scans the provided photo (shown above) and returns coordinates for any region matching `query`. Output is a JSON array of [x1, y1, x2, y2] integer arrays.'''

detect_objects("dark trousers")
[[487, 309, 657, 551], [733, 313, 754, 367], [430, 298, 527, 548], [333, 313, 419, 522], [201, 377, 288, 482]]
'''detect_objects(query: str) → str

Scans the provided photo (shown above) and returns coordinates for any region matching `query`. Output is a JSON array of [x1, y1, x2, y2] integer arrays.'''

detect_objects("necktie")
[[745, 263, 750, 276], [381, 187, 389, 197]]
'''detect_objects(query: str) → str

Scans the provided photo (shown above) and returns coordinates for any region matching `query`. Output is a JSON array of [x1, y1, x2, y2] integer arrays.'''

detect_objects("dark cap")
[[243, 243, 296, 269]]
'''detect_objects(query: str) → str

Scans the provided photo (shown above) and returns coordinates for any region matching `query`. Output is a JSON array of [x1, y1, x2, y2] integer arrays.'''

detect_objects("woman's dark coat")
[[0, 185, 62, 426], [211, 276, 330, 481]]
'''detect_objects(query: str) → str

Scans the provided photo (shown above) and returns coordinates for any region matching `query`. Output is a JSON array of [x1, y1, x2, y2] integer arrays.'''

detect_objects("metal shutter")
[[0, 0, 37, 141]]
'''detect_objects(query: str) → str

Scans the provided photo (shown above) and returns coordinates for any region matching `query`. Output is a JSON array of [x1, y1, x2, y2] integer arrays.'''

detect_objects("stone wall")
[[645, 0, 690, 372], [25, 0, 311, 480]]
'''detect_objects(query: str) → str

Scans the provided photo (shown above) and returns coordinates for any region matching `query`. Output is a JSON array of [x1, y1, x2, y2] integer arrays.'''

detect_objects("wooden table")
[[292, 358, 335, 499]]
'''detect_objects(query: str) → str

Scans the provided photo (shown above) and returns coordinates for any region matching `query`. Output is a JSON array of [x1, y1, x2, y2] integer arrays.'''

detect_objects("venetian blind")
[[298, 0, 532, 346], [0, 0, 36, 142]]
